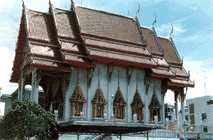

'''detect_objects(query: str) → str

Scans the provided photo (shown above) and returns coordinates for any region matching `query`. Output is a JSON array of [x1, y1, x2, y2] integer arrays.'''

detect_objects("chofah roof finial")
[[71, 0, 75, 11], [136, 3, 140, 15], [169, 24, 173, 37], [152, 13, 157, 26], [48, 0, 52, 13]]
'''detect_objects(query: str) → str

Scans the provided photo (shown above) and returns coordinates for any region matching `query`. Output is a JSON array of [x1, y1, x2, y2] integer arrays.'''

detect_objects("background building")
[[183, 95, 213, 132]]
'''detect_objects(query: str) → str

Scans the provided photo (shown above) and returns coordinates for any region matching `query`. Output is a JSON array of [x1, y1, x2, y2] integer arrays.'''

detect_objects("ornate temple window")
[[92, 68, 107, 118], [70, 70, 87, 117], [131, 74, 144, 121], [113, 71, 126, 120], [149, 83, 162, 123]]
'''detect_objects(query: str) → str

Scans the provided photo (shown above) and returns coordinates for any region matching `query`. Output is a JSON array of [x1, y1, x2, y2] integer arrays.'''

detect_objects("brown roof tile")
[[168, 78, 194, 87], [75, 7, 144, 45], [31, 58, 72, 72], [153, 58, 169, 67], [88, 48, 156, 67], [170, 66, 189, 78], [29, 43, 56, 58], [63, 53, 95, 68], [141, 27, 162, 55], [26, 10, 54, 43], [151, 68, 175, 78], [157, 37, 181, 65], [60, 41, 80, 54], [53, 9, 77, 39], [85, 38, 150, 56]]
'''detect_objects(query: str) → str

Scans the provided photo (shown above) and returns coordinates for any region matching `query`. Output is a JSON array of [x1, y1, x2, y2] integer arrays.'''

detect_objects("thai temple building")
[[10, 0, 194, 139]]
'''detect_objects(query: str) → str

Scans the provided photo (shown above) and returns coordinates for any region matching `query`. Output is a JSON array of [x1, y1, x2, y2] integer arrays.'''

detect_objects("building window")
[[202, 113, 207, 122], [113, 87, 126, 120], [190, 115, 195, 124], [189, 103, 194, 114], [131, 89, 144, 121], [185, 115, 189, 121], [149, 92, 162, 123], [185, 109, 188, 112], [204, 126, 208, 132]]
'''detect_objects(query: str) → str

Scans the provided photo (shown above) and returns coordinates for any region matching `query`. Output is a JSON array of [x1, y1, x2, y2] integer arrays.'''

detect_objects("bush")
[[0, 100, 59, 140]]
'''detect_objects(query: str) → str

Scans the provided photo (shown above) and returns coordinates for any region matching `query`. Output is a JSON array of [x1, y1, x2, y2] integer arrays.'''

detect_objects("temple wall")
[[64, 63, 164, 122]]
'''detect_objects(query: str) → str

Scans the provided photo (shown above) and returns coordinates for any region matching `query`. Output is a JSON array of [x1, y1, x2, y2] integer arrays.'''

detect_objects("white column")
[[126, 78, 129, 122], [162, 95, 165, 125], [31, 72, 35, 101], [34, 79, 39, 104], [20, 78, 25, 102], [175, 91, 178, 137], [18, 86, 21, 101], [108, 76, 111, 120], [181, 88, 184, 127], [62, 79, 70, 121], [107, 72, 110, 121], [146, 93, 148, 123]]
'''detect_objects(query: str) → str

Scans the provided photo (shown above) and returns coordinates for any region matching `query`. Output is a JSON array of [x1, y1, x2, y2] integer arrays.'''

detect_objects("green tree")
[[0, 100, 59, 140]]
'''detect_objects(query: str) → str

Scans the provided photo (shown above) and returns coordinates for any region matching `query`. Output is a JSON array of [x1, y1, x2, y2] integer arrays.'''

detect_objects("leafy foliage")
[[0, 100, 59, 140]]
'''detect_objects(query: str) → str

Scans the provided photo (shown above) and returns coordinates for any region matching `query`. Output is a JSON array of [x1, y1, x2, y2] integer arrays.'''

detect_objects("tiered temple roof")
[[10, 1, 194, 89]]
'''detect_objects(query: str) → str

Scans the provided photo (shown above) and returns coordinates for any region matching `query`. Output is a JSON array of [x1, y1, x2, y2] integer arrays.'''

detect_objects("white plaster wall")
[[87, 64, 108, 120], [127, 69, 145, 122], [146, 79, 163, 122], [65, 64, 165, 123], [109, 66, 127, 120], [65, 68, 88, 119]]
